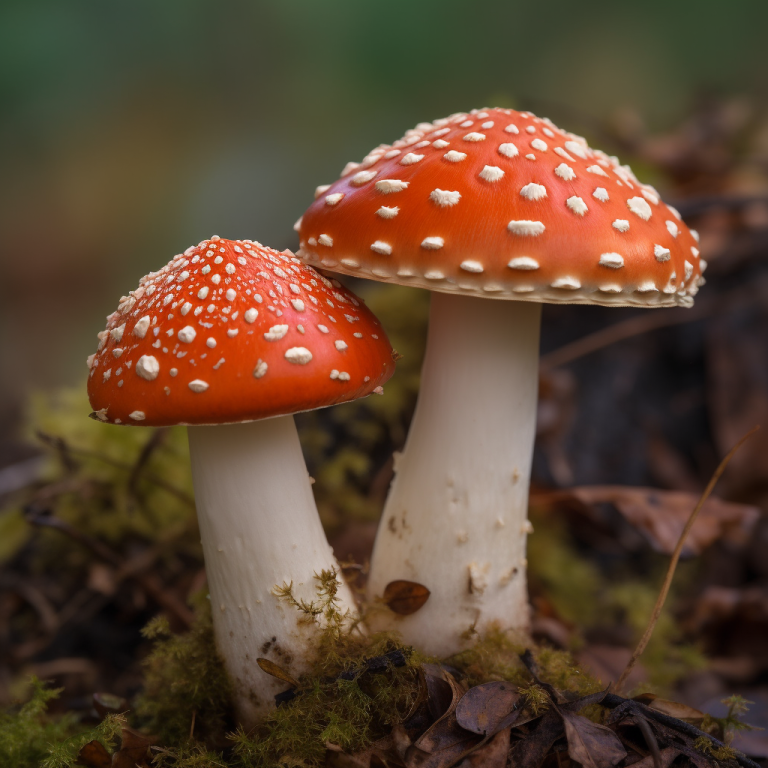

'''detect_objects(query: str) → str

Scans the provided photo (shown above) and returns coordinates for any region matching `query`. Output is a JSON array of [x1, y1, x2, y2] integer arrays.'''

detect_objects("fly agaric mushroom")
[[296, 108, 705, 657], [87, 236, 395, 725]]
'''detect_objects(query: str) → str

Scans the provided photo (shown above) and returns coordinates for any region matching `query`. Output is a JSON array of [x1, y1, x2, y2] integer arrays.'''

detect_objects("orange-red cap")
[[87, 237, 395, 426], [297, 108, 704, 308]]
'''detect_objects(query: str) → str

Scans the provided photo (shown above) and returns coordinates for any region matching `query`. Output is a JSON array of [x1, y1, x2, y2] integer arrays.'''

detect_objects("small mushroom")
[[296, 108, 704, 657], [87, 236, 396, 726]]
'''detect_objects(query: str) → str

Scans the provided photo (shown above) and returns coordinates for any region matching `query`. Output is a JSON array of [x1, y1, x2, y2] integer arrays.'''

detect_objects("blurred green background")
[[1, 0, 767, 429]]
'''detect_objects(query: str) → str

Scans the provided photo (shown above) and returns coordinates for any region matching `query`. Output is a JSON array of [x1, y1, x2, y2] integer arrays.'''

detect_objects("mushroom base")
[[188, 416, 356, 728], [367, 293, 541, 657]]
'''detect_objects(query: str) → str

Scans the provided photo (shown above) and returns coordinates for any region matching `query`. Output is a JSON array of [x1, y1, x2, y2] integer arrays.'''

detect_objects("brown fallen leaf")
[[454, 681, 521, 736], [256, 657, 299, 688], [111, 727, 153, 768], [536, 485, 759, 555], [633, 693, 708, 726], [510, 708, 563, 768], [629, 746, 681, 768], [75, 740, 111, 768], [384, 580, 431, 615], [560, 709, 627, 768], [456, 725, 511, 768]]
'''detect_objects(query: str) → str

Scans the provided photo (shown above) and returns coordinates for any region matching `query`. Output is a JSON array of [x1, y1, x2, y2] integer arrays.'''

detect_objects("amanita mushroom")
[[296, 108, 705, 657], [87, 236, 395, 725]]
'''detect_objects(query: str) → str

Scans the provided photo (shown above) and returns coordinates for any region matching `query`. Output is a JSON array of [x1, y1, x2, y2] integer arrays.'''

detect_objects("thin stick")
[[614, 426, 759, 695]]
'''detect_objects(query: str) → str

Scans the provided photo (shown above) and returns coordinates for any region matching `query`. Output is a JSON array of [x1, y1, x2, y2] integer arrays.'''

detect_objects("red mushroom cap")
[[87, 237, 396, 426], [297, 108, 705, 308]]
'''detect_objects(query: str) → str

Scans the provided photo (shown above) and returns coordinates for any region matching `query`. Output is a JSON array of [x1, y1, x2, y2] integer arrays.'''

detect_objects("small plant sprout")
[[297, 107, 705, 656], [86, 236, 396, 727]]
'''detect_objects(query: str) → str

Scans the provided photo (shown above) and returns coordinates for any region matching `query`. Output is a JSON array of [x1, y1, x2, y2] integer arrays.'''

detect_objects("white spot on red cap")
[[566, 196, 588, 216], [351, 170, 378, 186], [612, 219, 630, 232], [129, 411, 146, 421], [375, 179, 409, 193], [178, 326, 196, 343], [421, 237, 444, 249], [599, 252, 625, 269], [479, 165, 505, 182], [564, 140, 588, 159], [463, 132, 485, 142], [136, 355, 160, 380], [504, 124, 519, 134], [133, 316, 150, 338], [264, 325, 289, 341], [507, 221, 545, 236], [371, 241, 392, 255], [508, 256, 540, 270], [551, 276, 581, 289], [188, 380, 209, 393], [253, 359, 268, 378], [627, 197, 652, 220], [593, 187, 610, 202], [666, 220, 680, 237], [400, 153, 424, 165], [520, 183, 547, 201], [318, 234, 333, 247], [498, 143, 518, 158], [284, 347, 312, 365], [444, 150, 467, 162], [244, 308, 258, 323], [376, 206, 399, 218], [430, 189, 461, 207], [530, 139, 548, 152], [325, 193, 345, 205], [460, 260, 484, 273], [555, 163, 576, 181]]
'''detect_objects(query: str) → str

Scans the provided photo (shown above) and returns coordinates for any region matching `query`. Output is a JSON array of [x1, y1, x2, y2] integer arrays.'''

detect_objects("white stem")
[[188, 416, 356, 728], [367, 293, 541, 657]]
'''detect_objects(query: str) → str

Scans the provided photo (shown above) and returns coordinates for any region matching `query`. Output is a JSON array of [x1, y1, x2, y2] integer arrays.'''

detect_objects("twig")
[[127, 428, 169, 502], [601, 694, 763, 768], [636, 714, 663, 768], [614, 426, 759, 694], [35, 430, 195, 508], [25, 507, 194, 628]]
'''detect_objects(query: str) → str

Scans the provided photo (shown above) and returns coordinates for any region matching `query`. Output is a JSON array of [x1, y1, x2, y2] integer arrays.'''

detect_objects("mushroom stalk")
[[367, 292, 541, 657], [188, 416, 357, 728]]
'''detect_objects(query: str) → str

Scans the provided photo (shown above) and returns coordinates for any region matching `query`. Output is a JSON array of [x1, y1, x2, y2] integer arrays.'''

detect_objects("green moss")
[[0, 678, 123, 768], [134, 594, 233, 749]]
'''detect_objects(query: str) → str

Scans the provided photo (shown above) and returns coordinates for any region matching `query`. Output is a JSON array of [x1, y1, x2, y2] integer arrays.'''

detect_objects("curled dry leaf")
[[75, 739, 111, 768], [383, 580, 431, 615], [633, 693, 708, 726], [560, 709, 627, 768], [256, 657, 300, 688], [537, 486, 759, 555], [110, 727, 154, 768], [455, 681, 521, 736]]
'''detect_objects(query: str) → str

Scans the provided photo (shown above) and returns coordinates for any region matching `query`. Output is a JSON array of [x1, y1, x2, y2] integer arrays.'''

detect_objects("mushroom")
[[87, 236, 396, 725], [296, 108, 705, 657]]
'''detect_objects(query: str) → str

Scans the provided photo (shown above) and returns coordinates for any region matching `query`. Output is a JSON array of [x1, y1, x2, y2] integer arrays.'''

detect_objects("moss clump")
[[134, 593, 234, 749], [232, 571, 421, 767], [0, 678, 124, 768], [449, 625, 602, 700]]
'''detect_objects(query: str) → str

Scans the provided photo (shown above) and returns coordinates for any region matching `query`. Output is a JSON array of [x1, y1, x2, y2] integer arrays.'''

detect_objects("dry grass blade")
[[614, 426, 760, 694]]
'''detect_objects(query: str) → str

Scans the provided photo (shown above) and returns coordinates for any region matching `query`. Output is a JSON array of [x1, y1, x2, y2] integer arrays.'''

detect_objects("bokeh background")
[[2, 0, 768, 418], [2, 0, 768, 758]]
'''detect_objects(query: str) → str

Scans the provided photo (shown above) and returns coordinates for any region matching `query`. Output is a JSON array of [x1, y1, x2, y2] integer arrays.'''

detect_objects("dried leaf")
[[629, 746, 681, 768], [111, 727, 153, 768], [455, 681, 521, 736], [384, 580, 431, 615], [75, 740, 111, 768], [634, 693, 708, 725], [257, 657, 299, 687], [510, 708, 563, 768], [560, 709, 627, 768], [456, 725, 511, 768], [539, 485, 759, 555], [413, 671, 467, 754]]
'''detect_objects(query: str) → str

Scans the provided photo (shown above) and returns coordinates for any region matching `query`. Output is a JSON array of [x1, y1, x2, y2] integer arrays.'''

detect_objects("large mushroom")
[[296, 108, 705, 657], [87, 236, 396, 726]]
